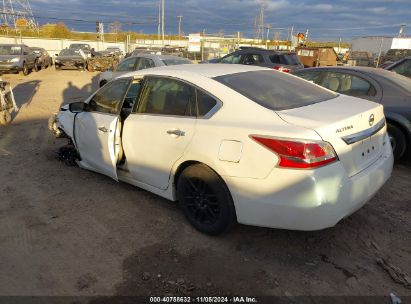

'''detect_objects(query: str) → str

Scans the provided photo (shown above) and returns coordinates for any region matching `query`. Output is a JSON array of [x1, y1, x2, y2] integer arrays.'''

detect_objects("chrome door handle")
[[98, 126, 108, 133], [167, 129, 185, 137]]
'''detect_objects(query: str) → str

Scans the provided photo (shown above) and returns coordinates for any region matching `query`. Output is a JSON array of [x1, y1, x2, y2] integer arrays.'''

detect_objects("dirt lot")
[[0, 68, 410, 301]]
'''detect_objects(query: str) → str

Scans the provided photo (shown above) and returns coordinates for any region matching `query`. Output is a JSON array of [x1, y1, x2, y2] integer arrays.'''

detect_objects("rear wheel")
[[387, 123, 406, 161], [33, 61, 39, 72], [177, 164, 236, 235]]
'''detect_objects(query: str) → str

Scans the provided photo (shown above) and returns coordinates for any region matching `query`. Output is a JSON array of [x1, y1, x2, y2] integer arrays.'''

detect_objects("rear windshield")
[[270, 54, 301, 65], [214, 70, 337, 111], [379, 71, 411, 94], [162, 58, 191, 66]]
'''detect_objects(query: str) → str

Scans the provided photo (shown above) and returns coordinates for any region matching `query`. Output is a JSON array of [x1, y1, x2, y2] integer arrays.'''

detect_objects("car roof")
[[132, 54, 190, 60], [294, 66, 398, 76], [121, 63, 270, 79]]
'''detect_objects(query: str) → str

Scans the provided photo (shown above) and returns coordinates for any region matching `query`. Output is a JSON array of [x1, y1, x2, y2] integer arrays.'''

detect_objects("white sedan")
[[50, 64, 394, 235]]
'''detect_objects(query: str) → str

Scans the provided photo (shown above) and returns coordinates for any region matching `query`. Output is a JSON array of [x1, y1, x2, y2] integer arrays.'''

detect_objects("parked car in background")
[[55, 48, 87, 71], [98, 54, 192, 87], [293, 66, 411, 161], [31, 47, 52, 70], [215, 47, 304, 73], [0, 44, 37, 75], [50, 64, 393, 235], [386, 56, 411, 78], [380, 49, 411, 67], [106, 47, 124, 58], [69, 43, 91, 57]]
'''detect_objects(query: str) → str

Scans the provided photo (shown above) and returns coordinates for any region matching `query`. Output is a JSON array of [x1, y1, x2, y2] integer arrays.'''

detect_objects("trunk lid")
[[277, 95, 387, 177]]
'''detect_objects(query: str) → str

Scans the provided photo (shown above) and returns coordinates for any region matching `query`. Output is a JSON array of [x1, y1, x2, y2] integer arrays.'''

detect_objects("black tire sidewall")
[[387, 123, 406, 161], [177, 164, 236, 235]]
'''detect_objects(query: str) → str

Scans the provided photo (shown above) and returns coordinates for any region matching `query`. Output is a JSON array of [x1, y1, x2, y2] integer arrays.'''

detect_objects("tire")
[[177, 164, 236, 235], [33, 61, 39, 72], [387, 123, 407, 161], [0, 111, 11, 125], [20, 62, 29, 76]]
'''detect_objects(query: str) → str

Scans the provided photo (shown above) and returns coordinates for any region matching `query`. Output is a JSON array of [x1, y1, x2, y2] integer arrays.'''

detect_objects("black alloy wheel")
[[177, 164, 236, 235]]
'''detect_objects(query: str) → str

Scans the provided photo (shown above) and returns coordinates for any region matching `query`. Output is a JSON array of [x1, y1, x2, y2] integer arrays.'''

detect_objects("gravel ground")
[[0, 68, 410, 300]]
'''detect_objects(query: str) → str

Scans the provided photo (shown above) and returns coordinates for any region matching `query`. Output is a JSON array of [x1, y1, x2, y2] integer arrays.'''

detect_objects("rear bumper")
[[224, 136, 394, 231]]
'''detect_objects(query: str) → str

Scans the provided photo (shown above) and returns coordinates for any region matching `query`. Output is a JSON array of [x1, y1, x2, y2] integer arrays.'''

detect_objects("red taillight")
[[251, 136, 338, 169], [273, 66, 290, 73]]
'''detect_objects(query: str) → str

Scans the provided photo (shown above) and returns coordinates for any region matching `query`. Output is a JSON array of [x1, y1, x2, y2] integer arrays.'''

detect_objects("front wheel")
[[177, 164, 236, 235], [387, 123, 407, 161], [20, 62, 29, 76], [33, 61, 39, 72]]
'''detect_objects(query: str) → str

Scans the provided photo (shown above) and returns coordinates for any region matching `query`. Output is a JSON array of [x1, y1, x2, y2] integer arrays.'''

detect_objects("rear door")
[[74, 78, 131, 180], [122, 76, 197, 190]]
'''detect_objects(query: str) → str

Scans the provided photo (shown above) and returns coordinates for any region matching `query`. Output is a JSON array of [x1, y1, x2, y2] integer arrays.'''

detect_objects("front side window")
[[214, 70, 337, 111], [137, 77, 195, 116], [321, 72, 376, 97], [136, 58, 155, 70], [243, 54, 264, 65], [116, 58, 138, 72], [88, 78, 130, 114], [220, 54, 242, 64]]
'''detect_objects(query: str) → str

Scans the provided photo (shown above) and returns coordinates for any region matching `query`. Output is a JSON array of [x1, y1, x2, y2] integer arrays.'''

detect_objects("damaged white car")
[[50, 64, 393, 235]]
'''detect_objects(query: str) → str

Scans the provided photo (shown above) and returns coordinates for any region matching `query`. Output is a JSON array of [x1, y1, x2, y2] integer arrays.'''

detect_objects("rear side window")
[[214, 70, 337, 111], [196, 90, 217, 117], [321, 72, 376, 97], [270, 54, 300, 65], [138, 77, 196, 116]]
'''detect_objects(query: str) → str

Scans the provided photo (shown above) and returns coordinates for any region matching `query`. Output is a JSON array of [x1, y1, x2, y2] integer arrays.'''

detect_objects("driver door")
[[74, 78, 131, 180]]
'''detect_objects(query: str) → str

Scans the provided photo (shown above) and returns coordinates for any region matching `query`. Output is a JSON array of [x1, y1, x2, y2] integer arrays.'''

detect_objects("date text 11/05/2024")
[[149, 296, 258, 303]]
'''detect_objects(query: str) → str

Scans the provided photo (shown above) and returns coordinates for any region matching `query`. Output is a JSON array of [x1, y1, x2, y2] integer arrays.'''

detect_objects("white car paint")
[[54, 64, 393, 231]]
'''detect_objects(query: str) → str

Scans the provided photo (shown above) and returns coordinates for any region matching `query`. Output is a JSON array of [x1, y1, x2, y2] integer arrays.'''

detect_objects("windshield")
[[0, 45, 22, 55], [214, 70, 338, 111], [161, 58, 191, 66], [59, 49, 79, 56]]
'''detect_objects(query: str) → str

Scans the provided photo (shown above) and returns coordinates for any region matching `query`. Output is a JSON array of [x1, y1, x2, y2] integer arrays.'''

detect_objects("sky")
[[27, 0, 411, 41]]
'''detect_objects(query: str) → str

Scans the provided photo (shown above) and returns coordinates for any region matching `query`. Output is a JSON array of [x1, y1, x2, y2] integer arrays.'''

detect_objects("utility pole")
[[177, 15, 183, 40], [290, 25, 294, 50], [157, 0, 161, 40], [265, 24, 271, 49], [161, 0, 165, 45]]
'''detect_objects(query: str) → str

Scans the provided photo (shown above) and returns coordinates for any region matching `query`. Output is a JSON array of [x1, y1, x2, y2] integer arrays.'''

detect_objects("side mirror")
[[69, 102, 86, 113]]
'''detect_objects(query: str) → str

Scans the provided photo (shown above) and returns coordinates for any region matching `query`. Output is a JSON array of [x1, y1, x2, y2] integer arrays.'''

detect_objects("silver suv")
[[0, 44, 37, 76]]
